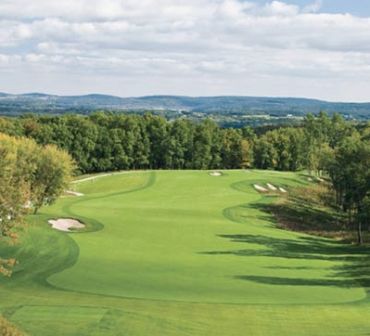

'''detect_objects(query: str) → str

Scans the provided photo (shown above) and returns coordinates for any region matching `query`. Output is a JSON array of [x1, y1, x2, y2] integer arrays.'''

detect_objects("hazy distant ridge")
[[0, 92, 369, 119]]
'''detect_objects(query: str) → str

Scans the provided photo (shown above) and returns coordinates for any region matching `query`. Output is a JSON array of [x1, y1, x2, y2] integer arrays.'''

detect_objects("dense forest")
[[0, 112, 369, 243], [0, 112, 367, 173]]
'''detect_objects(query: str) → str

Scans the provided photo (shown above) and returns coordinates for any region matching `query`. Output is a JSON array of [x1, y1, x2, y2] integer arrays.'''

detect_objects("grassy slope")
[[0, 170, 369, 336]]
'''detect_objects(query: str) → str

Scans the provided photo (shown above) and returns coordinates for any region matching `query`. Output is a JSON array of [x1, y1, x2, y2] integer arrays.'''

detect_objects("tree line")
[[1, 113, 253, 172], [0, 133, 74, 276], [0, 112, 366, 172]]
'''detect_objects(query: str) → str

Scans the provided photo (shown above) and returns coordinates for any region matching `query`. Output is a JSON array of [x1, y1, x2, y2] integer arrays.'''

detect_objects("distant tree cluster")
[[0, 133, 74, 276]]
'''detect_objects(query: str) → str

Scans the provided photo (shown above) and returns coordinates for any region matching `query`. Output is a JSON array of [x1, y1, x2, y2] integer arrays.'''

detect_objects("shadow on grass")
[[235, 275, 357, 287], [204, 234, 362, 261], [203, 233, 370, 289]]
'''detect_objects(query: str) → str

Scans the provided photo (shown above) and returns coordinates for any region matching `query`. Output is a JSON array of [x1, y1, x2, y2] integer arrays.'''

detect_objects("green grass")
[[0, 170, 370, 335]]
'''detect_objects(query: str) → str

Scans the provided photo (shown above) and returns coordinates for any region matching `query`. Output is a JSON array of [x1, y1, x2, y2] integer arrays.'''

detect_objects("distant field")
[[0, 170, 369, 335]]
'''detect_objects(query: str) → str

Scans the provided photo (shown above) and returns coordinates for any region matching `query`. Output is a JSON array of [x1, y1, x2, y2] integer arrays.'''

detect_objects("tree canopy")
[[0, 133, 74, 276]]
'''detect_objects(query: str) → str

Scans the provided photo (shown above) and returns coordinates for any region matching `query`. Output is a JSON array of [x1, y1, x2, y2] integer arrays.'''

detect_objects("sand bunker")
[[65, 190, 84, 197], [254, 184, 268, 192], [267, 183, 277, 191], [209, 171, 222, 177], [254, 183, 287, 193], [48, 218, 85, 232]]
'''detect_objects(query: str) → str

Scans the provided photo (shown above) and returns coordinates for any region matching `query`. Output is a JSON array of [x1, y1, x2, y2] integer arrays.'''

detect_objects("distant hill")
[[0, 92, 369, 121]]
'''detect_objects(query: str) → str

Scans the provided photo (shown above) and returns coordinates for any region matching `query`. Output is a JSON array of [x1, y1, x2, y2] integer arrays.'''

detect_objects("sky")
[[254, 0, 370, 16], [1, 0, 370, 101]]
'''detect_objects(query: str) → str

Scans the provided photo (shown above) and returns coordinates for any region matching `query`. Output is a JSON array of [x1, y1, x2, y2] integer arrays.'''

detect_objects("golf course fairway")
[[1, 170, 370, 335]]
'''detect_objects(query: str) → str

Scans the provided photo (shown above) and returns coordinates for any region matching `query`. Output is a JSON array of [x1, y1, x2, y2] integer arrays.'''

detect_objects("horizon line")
[[2, 91, 370, 105]]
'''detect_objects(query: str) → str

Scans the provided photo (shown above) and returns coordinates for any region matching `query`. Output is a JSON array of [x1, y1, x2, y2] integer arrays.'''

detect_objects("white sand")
[[267, 183, 277, 191], [48, 218, 85, 232], [254, 184, 268, 192], [65, 190, 84, 197], [209, 171, 222, 177], [279, 187, 287, 193]]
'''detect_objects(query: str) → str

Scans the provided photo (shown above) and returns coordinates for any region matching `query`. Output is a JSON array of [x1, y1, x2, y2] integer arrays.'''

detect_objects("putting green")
[[1, 170, 370, 335]]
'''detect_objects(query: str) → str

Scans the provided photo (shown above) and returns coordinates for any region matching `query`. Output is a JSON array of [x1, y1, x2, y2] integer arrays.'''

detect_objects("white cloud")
[[0, 0, 370, 101], [263, 1, 299, 16], [303, 0, 322, 13]]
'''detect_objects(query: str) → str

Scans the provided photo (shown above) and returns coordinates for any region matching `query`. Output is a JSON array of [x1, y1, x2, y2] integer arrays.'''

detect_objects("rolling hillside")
[[1, 93, 370, 120]]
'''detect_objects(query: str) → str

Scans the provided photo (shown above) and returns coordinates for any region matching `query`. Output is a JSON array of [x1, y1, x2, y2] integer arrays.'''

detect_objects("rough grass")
[[0, 170, 370, 335], [0, 316, 25, 336], [264, 183, 369, 242]]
